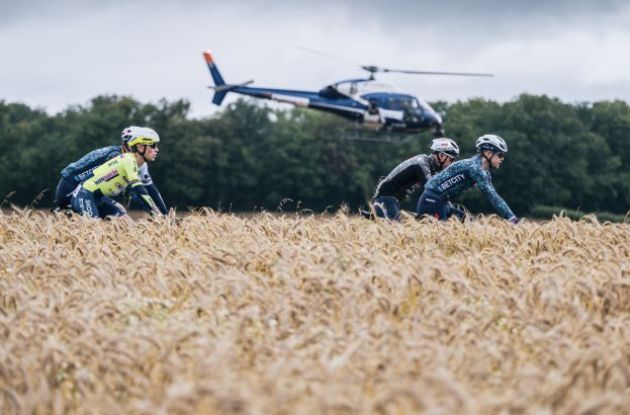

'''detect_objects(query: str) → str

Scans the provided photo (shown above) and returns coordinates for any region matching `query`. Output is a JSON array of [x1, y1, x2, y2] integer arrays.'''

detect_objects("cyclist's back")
[[61, 145, 122, 182], [374, 154, 435, 200], [54, 145, 122, 209]]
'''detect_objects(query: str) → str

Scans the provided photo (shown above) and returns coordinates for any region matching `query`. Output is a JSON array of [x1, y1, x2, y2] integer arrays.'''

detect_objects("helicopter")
[[202, 49, 493, 138]]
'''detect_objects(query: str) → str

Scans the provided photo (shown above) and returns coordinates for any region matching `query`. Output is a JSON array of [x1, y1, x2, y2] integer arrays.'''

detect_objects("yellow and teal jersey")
[[82, 153, 141, 197]]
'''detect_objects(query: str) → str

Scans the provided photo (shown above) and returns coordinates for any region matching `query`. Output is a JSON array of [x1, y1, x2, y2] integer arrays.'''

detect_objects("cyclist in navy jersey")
[[53, 126, 168, 214], [371, 138, 460, 220], [417, 134, 518, 223]]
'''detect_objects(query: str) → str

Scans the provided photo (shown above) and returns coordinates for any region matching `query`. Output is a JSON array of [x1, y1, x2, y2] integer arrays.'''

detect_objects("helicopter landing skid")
[[340, 126, 417, 143]]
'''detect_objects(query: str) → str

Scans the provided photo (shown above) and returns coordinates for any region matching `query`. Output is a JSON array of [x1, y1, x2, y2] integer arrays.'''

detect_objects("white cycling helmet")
[[123, 126, 160, 148], [476, 134, 508, 153], [430, 137, 460, 158], [121, 125, 141, 143]]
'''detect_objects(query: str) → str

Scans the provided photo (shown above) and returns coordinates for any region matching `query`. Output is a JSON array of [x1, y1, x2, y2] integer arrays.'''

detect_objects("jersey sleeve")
[[469, 167, 515, 219], [129, 183, 160, 214], [138, 163, 153, 185], [418, 155, 434, 179], [120, 156, 141, 184], [145, 183, 168, 214]]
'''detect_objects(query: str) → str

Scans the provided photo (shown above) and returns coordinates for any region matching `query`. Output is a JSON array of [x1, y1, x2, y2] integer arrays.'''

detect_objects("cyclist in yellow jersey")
[[71, 127, 161, 218], [54, 125, 168, 214]]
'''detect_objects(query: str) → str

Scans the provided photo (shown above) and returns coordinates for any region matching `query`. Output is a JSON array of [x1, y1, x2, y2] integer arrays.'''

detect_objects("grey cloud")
[[2, 0, 630, 115], [2, 0, 626, 39]]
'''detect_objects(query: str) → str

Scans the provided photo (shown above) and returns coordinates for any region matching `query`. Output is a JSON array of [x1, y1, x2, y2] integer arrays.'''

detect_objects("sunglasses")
[[440, 152, 457, 160], [148, 143, 159, 149], [496, 152, 505, 159]]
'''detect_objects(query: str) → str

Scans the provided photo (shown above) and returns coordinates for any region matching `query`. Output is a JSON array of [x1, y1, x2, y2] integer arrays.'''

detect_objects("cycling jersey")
[[56, 145, 166, 212], [423, 154, 515, 219], [61, 145, 122, 182], [82, 153, 141, 196], [374, 154, 438, 200], [78, 153, 158, 215], [60, 145, 159, 186]]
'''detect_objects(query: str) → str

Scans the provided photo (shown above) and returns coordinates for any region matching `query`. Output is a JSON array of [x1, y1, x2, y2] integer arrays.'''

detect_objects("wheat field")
[[1, 211, 630, 414]]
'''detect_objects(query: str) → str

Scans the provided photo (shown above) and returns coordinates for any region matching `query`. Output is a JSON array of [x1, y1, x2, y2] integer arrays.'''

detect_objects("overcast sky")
[[2, 0, 630, 117]]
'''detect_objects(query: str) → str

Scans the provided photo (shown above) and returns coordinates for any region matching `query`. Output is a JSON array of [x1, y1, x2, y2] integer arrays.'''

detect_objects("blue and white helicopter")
[[203, 50, 492, 137]]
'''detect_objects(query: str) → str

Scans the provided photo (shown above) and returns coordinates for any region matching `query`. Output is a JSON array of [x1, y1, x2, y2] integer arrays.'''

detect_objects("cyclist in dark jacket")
[[372, 138, 460, 220]]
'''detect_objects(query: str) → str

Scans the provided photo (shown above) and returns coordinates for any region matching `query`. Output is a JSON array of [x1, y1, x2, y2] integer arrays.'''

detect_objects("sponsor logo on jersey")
[[76, 168, 96, 181], [94, 170, 119, 185], [439, 173, 466, 191]]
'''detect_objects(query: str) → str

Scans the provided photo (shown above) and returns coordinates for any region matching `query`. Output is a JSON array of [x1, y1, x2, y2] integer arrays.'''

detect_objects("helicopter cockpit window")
[[416, 98, 432, 112], [387, 98, 403, 110], [389, 97, 421, 113], [401, 98, 419, 110]]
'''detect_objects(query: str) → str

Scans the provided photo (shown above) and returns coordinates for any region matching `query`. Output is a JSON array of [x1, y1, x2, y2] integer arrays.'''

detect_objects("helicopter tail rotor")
[[203, 50, 255, 106]]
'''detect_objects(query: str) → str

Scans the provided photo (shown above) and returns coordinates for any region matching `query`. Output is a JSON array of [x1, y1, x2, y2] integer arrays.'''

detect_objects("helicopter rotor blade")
[[301, 48, 494, 77], [380, 68, 494, 77], [298, 46, 360, 67]]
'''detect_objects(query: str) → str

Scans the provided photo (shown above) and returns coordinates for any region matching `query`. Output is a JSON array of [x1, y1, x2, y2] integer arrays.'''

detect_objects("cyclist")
[[70, 127, 162, 218], [53, 126, 168, 214], [416, 134, 518, 223], [371, 138, 460, 220]]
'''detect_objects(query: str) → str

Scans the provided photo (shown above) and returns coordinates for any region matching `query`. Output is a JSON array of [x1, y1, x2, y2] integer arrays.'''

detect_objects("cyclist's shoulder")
[[386, 154, 428, 176], [118, 152, 137, 164], [121, 153, 141, 175], [102, 152, 135, 168], [394, 154, 427, 168], [104, 145, 122, 155], [85, 145, 120, 157], [415, 153, 434, 168], [456, 155, 483, 172]]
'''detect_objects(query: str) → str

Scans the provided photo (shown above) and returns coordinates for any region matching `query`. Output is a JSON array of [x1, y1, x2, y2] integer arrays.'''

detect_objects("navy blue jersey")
[[61, 145, 122, 182], [424, 155, 515, 219]]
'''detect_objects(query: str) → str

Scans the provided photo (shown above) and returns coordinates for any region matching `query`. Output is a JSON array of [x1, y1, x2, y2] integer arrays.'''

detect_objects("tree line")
[[1, 94, 629, 217]]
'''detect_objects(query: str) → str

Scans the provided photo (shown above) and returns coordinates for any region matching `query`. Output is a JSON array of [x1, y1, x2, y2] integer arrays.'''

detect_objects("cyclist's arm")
[[137, 164, 168, 214], [128, 182, 160, 215], [470, 169, 516, 220], [418, 157, 433, 180], [145, 183, 168, 214], [122, 157, 160, 215], [478, 182, 515, 219]]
